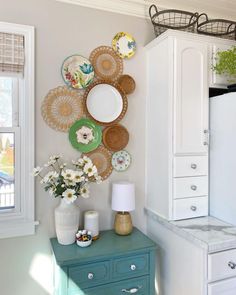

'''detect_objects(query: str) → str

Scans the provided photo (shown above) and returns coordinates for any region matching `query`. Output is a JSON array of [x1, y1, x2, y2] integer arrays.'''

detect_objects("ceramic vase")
[[54, 198, 80, 245]]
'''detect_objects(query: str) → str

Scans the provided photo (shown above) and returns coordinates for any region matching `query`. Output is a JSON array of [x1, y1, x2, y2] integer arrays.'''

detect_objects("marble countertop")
[[145, 207, 236, 253]]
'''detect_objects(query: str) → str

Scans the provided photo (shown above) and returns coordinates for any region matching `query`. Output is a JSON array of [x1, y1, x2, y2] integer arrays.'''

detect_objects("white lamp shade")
[[112, 181, 135, 212]]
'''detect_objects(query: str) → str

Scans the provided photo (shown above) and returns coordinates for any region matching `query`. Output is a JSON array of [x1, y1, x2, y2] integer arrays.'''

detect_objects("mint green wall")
[[0, 1, 154, 294]]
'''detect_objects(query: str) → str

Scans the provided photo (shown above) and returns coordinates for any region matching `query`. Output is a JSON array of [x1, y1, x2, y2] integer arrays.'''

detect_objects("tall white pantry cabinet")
[[146, 30, 209, 221]]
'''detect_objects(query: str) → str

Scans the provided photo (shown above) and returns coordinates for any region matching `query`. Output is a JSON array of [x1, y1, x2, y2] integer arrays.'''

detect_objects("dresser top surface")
[[50, 227, 156, 266], [146, 207, 236, 253]]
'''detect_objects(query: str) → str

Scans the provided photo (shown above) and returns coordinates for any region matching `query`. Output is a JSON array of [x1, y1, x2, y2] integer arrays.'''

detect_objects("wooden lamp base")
[[114, 212, 133, 235]]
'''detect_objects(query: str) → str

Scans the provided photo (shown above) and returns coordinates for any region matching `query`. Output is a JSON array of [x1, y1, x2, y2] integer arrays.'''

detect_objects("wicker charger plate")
[[118, 74, 136, 95], [41, 86, 84, 132], [103, 124, 129, 152], [84, 145, 113, 181], [89, 46, 123, 80], [84, 80, 128, 126]]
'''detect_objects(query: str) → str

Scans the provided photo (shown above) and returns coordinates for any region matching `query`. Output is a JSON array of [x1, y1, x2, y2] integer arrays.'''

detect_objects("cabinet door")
[[174, 38, 208, 155], [209, 44, 232, 88], [208, 277, 236, 295]]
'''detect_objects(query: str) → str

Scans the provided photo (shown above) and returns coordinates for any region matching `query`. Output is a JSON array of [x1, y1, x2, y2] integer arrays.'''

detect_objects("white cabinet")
[[174, 39, 209, 155], [146, 30, 209, 221], [208, 277, 236, 295]]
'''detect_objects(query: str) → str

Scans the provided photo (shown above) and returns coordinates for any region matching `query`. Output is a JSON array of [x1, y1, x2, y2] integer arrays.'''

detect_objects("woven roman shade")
[[0, 32, 24, 74]]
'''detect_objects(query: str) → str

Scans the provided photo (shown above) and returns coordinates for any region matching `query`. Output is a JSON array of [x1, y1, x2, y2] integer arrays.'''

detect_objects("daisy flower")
[[74, 171, 85, 183], [32, 166, 42, 176], [62, 169, 75, 180], [80, 185, 89, 198], [84, 163, 97, 177], [62, 189, 77, 204], [43, 171, 59, 183]]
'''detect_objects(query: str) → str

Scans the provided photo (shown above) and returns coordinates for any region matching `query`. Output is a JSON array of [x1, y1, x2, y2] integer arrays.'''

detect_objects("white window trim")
[[0, 22, 38, 239]]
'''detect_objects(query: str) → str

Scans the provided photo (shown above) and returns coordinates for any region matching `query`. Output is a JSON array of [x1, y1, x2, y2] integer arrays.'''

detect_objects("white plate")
[[86, 84, 123, 123]]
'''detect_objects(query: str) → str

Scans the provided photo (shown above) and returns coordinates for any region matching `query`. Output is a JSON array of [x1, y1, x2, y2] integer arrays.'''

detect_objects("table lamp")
[[111, 181, 135, 235]]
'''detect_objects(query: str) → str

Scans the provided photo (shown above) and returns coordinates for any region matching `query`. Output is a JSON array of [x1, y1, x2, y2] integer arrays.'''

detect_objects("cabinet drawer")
[[208, 277, 236, 295], [173, 176, 208, 199], [68, 261, 110, 289], [82, 276, 149, 295], [174, 156, 208, 177], [208, 249, 236, 282], [173, 196, 208, 220], [112, 254, 149, 280]]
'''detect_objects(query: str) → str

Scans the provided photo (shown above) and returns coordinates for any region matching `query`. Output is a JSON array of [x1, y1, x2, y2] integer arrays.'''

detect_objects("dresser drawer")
[[173, 196, 208, 220], [82, 276, 149, 295], [68, 261, 110, 289], [208, 249, 236, 282], [208, 277, 236, 295], [112, 254, 149, 280], [174, 156, 208, 177], [173, 176, 208, 199]]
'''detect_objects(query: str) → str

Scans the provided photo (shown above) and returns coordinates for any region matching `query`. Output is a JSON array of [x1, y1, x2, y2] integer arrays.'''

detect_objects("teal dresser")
[[50, 228, 157, 295]]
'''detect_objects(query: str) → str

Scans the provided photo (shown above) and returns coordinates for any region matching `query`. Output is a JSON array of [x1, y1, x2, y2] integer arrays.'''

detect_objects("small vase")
[[54, 198, 80, 245]]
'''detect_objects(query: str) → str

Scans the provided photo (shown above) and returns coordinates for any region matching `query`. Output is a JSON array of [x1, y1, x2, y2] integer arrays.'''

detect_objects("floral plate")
[[69, 118, 102, 153], [61, 55, 94, 89], [111, 150, 131, 172], [112, 32, 136, 59]]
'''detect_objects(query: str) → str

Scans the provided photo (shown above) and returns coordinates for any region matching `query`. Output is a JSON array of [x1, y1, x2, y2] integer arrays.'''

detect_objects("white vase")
[[54, 198, 80, 245]]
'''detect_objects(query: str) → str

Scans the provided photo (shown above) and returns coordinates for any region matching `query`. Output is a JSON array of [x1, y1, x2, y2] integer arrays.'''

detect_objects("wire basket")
[[149, 4, 199, 37], [197, 13, 236, 40]]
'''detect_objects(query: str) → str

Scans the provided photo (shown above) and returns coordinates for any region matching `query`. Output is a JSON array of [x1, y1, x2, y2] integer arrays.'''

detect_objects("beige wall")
[[0, 0, 154, 294]]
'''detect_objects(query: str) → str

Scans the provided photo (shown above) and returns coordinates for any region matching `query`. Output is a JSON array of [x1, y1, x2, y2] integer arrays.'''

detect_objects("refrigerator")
[[210, 92, 236, 225]]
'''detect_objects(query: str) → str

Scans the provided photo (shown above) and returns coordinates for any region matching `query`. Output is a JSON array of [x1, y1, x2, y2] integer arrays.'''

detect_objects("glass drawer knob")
[[88, 272, 94, 280], [191, 164, 197, 169], [191, 185, 197, 191], [130, 264, 136, 271], [191, 206, 197, 211]]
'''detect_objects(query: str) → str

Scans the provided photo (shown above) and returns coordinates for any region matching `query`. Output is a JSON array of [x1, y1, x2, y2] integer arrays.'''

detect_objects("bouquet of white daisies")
[[33, 155, 101, 203]]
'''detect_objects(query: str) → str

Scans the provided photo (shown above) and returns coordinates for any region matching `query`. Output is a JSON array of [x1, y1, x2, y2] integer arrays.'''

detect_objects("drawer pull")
[[122, 286, 142, 293], [87, 272, 94, 280], [190, 205, 197, 211], [130, 264, 136, 271], [191, 163, 197, 169], [191, 185, 197, 191], [228, 261, 236, 269]]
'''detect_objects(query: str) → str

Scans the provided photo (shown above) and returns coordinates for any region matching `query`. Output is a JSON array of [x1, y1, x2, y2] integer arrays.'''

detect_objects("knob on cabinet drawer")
[[228, 261, 236, 269], [87, 272, 94, 280], [130, 264, 136, 271], [190, 206, 197, 211], [191, 185, 197, 191], [191, 163, 197, 169]]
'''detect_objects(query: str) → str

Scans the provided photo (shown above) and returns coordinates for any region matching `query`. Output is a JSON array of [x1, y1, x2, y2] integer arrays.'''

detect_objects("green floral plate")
[[61, 55, 94, 89], [69, 118, 102, 153]]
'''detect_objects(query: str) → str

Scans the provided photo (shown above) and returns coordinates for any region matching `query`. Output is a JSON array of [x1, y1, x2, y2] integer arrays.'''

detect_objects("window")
[[0, 22, 36, 238]]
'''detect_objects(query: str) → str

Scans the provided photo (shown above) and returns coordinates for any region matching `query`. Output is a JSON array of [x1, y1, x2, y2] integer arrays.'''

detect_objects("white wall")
[[0, 0, 154, 294]]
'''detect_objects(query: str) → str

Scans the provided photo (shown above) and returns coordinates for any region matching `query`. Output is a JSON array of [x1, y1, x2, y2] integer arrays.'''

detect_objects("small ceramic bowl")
[[76, 239, 92, 247]]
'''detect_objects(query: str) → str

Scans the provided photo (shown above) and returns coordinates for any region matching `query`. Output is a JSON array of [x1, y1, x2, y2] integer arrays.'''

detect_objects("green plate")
[[69, 118, 102, 153]]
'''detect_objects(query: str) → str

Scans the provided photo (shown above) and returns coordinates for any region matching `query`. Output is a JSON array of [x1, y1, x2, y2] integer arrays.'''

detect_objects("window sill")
[[0, 219, 39, 239]]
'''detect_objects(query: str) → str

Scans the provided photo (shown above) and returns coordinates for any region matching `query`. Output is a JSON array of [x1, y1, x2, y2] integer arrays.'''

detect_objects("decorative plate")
[[69, 118, 102, 153], [41, 86, 84, 132], [118, 74, 136, 95], [61, 55, 94, 89], [112, 32, 137, 59], [89, 46, 123, 80], [103, 124, 129, 152], [112, 150, 131, 172], [84, 80, 128, 126], [84, 146, 113, 180]]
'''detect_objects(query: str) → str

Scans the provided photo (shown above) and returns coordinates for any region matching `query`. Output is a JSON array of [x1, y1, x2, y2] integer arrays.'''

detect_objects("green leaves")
[[213, 46, 236, 82]]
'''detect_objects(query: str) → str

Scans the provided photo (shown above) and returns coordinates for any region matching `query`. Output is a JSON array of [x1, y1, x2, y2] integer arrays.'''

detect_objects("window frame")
[[0, 21, 36, 238]]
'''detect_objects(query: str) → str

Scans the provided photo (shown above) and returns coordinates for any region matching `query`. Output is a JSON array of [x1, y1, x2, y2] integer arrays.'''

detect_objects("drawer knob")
[[228, 261, 236, 269], [130, 264, 136, 271], [190, 206, 197, 211], [122, 286, 142, 293], [87, 272, 94, 280], [191, 163, 197, 169], [191, 185, 197, 191]]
